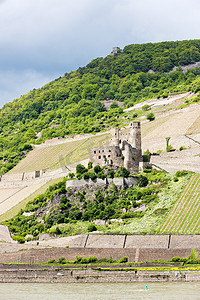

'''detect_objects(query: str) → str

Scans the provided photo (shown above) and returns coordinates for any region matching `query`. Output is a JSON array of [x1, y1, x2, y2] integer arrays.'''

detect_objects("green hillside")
[[1, 39, 200, 175], [4, 169, 192, 240]]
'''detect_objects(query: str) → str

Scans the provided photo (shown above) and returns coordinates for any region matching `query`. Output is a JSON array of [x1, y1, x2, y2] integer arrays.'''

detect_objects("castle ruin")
[[89, 122, 142, 174]]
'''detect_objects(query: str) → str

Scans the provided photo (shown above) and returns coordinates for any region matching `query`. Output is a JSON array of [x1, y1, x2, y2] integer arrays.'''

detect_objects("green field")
[[160, 173, 200, 234]]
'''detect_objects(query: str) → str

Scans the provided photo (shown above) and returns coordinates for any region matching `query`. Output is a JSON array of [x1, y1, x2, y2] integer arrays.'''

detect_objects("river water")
[[0, 282, 200, 300]]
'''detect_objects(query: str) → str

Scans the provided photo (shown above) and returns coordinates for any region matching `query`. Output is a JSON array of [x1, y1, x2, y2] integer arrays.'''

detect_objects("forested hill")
[[1, 39, 200, 174]]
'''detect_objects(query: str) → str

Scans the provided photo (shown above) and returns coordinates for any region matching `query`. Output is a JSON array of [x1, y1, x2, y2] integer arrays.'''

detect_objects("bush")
[[89, 172, 97, 180], [120, 256, 128, 263], [173, 176, 178, 182], [76, 164, 87, 174], [115, 167, 130, 178], [142, 104, 150, 111], [175, 170, 188, 177], [137, 175, 148, 187], [83, 172, 90, 179], [48, 259, 56, 264], [179, 146, 186, 151], [88, 161, 93, 169], [146, 113, 155, 121], [132, 112, 138, 118], [87, 256, 98, 263], [68, 173, 75, 179], [12, 236, 25, 244], [58, 257, 67, 264], [97, 171, 106, 179], [87, 223, 97, 232], [188, 248, 198, 261], [94, 165, 102, 174]]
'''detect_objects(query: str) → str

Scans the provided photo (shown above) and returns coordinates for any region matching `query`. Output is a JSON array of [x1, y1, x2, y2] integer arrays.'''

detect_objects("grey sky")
[[0, 0, 199, 107]]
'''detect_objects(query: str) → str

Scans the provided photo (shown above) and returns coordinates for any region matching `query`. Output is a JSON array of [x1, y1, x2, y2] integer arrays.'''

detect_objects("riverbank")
[[1, 264, 200, 283]]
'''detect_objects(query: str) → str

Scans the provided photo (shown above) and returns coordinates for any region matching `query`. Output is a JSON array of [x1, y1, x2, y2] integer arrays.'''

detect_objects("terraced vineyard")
[[160, 173, 200, 234]]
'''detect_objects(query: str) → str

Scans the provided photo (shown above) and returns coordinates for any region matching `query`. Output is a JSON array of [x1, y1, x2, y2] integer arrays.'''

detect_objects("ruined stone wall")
[[66, 177, 138, 189], [89, 122, 142, 173], [89, 146, 124, 168]]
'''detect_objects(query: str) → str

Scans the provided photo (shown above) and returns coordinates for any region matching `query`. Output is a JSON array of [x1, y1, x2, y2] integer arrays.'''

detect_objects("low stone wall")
[[66, 177, 138, 189], [0, 267, 194, 283]]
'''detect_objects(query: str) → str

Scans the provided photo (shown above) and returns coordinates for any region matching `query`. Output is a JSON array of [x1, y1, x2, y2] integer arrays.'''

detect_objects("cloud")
[[0, 69, 57, 108], [0, 0, 200, 107]]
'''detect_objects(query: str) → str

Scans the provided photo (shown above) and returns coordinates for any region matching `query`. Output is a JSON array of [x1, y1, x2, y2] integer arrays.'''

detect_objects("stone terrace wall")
[[1, 234, 200, 263], [170, 235, 200, 249], [66, 177, 138, 189], [125, 235, 169, 248], [0, 247, 198, 264], [86, 235, 125, 248], [137, 248, 193, 262]]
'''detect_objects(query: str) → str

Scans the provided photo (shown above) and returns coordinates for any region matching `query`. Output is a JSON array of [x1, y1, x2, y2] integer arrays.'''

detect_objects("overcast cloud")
[[0, 0, 199, 107]]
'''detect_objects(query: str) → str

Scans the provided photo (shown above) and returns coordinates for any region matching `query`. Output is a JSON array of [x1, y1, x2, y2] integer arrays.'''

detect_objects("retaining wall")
[[66, 177, 138, 189], [0, 247, 198, 264]]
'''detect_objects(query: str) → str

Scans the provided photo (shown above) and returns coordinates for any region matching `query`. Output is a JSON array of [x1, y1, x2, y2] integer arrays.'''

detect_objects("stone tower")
[[129, 122, 142, 160], [110, 127, 120, 147]]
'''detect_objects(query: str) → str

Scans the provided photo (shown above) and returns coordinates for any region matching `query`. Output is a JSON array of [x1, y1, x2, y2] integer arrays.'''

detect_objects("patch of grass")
[[159, 173, 200, 234], [9, 139, 84, 174]]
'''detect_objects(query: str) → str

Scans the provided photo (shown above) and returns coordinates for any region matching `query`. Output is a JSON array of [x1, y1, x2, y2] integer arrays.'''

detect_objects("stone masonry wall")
[[66, 177, 138, 189]]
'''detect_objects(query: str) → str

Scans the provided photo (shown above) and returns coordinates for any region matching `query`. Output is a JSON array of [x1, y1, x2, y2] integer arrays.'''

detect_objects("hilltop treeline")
[[1, 39, 200, 174]]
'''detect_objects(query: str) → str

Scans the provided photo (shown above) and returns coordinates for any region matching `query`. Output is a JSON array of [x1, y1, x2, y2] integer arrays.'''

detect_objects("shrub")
[[97, 171, 106, 179], [76, 164, 87, 174], [74, 256, 82, 264], [94, 165, 102, 174], [110, 101, 119, 109], [107, 169, 115, 178], [12, 236, 25, 244], [142, 104, 150, 111], [87, 256, 98, 263], [115, 167, 130, 178], [58, 257, 67, 264], [188, 248, 198, 261], [132, 112, 138, 118], [137, 175, 148, 187], [68, 173, 75, 179], [175, 170, 188, 177], [48, 259, 56, 264], [83, 172, 90, 179], [88, 161, 93, 169], [120, 256, 128, 263], [179, 146, 186, 151], [87, 223, 97, 232], [146, 113, 155, 121]]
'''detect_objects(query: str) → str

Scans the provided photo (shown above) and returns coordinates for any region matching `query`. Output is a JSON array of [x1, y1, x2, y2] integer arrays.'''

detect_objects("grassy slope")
[[9, 133, 109, 174], [159, 173, 200, 234]]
